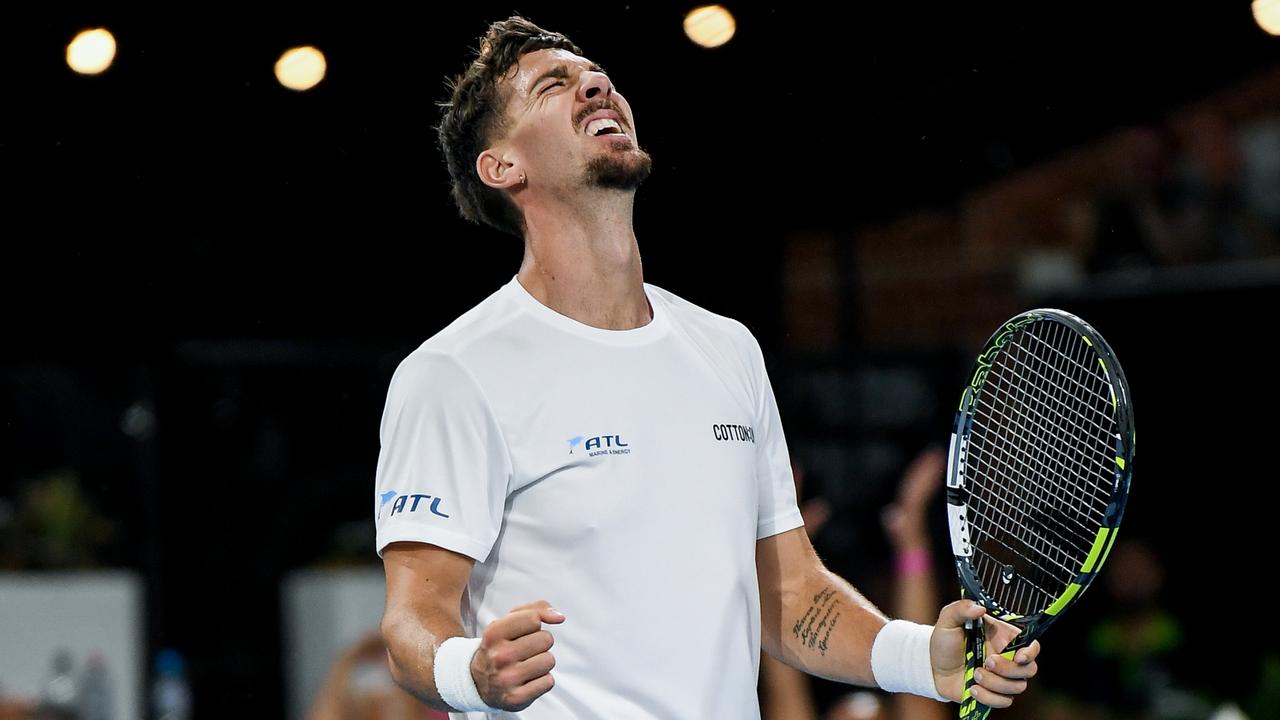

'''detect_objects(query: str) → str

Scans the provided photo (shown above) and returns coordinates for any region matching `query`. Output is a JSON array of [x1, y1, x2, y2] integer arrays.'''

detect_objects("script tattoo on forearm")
[[791, 585, 842, 656]]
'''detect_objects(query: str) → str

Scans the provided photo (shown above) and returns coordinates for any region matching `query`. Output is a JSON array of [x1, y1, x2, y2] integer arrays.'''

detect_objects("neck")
[[516, 188, 651, 330]]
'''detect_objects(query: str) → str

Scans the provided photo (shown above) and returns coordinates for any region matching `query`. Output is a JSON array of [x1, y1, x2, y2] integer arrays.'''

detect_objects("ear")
[[476, 149, 523, 191]]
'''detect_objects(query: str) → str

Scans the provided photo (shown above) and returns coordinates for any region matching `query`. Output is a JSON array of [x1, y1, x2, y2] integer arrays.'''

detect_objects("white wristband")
[[870, 619, 950, 702], [433, 636, 500, 713]]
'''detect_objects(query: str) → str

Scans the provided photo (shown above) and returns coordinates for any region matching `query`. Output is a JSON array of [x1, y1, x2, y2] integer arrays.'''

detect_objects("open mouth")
[[585, 118, 625, 137]]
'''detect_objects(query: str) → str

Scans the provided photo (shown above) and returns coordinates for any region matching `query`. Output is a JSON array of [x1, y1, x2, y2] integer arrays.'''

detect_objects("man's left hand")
[[929, 600, 1041, 708]]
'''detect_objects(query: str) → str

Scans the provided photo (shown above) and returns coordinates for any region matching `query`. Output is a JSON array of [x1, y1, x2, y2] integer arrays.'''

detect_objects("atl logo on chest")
[[567, 434, 632, 457]]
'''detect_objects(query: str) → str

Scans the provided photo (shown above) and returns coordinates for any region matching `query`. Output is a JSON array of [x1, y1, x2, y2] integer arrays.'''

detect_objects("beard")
[[584, 141, 653, 190]]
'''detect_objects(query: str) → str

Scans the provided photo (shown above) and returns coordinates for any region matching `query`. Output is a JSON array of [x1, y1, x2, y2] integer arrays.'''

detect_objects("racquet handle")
[[959, 617, 990, 720], [958, 619, 1029, 719]]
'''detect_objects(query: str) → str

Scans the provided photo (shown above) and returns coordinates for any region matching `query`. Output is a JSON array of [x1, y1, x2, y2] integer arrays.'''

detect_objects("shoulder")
[[382, 348, 485, 416], [384, 284, 523, 402], [390, 278, 527, 383], [647, 282, 762, 358], [417, 281, 523, 357]]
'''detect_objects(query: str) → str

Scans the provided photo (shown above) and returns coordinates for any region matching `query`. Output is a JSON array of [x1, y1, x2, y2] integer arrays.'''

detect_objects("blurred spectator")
[[1087, 112, 1279, 275], [1, 470, 115, 569], [1167, 109, 1275, 263], [307, 631, 440, 720], [1238, 117, 1280, 236], [0, 698, 35, 720], [1080, 539, 1220, 720], [760, 651, 821, 720], [825, 690, 888, 720], [1245, 653, 1280, 719], [1086, 126, 1183, 272], [34, 650, 77, 720], [878, 447, 950, 720], [1032, 690, 1110, 720]]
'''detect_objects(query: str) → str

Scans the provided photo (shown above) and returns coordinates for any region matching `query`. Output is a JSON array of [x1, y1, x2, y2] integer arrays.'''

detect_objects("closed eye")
[[540, 80, 565, 94]]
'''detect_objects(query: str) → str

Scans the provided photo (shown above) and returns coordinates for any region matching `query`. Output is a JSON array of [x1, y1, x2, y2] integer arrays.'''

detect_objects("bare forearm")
[[381, 609, 465, 711], [764, 565, 889, 685], [305, 657, 357, 720], [892, 542, 938, 625]]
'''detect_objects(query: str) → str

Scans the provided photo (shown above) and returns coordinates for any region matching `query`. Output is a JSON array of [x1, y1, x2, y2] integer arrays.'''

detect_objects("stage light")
[[275, 46, 326, 91], [1255, 0, 1280, 35], [684, 5, 736, 49], [67, 28, 116, 75]]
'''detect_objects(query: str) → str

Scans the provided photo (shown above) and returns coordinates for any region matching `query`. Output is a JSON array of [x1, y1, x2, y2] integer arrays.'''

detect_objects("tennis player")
[[374, 16, 1041, 718]]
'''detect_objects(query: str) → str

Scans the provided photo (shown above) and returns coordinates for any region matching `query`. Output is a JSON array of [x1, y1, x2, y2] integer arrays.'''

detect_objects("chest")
[[494, 343, 762, 543]]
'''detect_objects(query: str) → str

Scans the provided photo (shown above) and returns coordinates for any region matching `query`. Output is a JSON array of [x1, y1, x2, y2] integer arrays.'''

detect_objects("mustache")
[[574, 99, 629, 131]]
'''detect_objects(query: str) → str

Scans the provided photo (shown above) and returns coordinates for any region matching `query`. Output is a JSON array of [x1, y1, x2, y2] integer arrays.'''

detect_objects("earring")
[[519, 172, 527, 186]]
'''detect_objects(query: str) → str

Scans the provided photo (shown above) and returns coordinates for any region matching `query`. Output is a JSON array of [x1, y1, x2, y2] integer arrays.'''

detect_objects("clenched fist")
[[470, 600, 564, 711]]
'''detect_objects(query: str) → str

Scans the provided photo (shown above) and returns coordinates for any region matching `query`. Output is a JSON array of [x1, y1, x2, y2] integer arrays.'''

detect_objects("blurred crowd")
[[4, 61, 1280, 720], [1082, 109, 1280, 274]]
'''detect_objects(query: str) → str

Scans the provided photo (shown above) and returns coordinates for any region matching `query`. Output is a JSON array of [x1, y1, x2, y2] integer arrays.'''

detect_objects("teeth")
[[586, 118, 622, 136]]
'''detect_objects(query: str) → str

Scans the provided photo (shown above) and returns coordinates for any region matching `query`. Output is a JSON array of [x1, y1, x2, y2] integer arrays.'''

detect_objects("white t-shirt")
[[374, 275, 803, 719]]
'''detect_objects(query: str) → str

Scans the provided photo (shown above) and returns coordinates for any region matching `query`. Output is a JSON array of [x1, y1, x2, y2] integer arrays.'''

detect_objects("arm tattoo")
[[791, 585, 842, 656]]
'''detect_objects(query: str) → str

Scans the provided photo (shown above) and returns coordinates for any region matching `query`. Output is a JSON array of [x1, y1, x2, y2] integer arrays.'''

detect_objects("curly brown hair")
[[437, 17, 583, 238]]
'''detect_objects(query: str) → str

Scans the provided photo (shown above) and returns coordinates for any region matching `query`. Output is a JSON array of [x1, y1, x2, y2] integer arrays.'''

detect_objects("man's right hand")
[[470, 600, 564, 711]]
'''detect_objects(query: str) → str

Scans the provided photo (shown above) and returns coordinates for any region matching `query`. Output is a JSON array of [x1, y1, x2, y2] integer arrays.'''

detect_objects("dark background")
[[3, 2, 1278, 717]]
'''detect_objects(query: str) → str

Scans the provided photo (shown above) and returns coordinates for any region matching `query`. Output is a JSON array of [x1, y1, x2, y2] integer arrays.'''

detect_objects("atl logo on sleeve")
[[379, 490, 450, 519]]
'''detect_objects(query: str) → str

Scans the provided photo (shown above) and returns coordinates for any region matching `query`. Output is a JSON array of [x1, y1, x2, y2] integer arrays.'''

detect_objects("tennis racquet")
[[946, 309, 1134, 719]]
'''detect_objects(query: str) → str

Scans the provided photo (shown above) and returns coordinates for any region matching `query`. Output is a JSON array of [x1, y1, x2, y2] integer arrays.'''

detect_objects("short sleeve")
[[749, 337, 804, 540], [374, 351, 512, 562]]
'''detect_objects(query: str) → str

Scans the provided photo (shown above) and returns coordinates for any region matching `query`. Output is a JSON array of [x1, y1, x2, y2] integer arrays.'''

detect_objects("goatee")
[[585, 143, 653, 190]]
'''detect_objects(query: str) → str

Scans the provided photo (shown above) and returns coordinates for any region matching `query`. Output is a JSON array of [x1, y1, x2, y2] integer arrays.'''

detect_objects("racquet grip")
[[958, 621, 1029, 719], [958, 618, 989, 719]]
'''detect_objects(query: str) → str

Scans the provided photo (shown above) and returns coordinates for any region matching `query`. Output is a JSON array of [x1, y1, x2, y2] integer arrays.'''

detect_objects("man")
[[375, 16, 1040, 718]]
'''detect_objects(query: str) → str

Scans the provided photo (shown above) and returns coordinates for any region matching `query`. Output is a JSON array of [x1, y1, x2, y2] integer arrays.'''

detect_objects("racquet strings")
[[964, 320, 1119, 616]]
